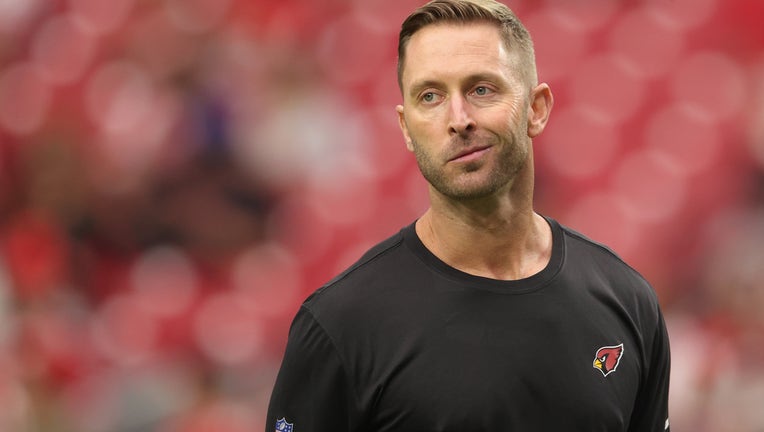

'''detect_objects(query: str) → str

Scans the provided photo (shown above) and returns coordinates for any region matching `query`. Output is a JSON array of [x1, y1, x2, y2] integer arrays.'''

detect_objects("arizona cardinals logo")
[[593, 343, 624, 377]]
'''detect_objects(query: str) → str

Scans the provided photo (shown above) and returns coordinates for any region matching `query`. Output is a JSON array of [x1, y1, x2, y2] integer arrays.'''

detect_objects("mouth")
[[448, 146, 491, 163]]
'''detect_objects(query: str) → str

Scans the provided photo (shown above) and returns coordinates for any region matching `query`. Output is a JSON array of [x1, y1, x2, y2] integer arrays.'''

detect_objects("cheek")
[[505, 99, 526, 122], [499, 100, 529, 134], [404, 116, 442, 144], [409, 137, 435, 162]]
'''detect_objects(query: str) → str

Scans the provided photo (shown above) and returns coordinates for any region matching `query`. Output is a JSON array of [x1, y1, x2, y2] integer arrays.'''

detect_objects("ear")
[[396, 104, 414, 152], [527, 83, 553, 138]]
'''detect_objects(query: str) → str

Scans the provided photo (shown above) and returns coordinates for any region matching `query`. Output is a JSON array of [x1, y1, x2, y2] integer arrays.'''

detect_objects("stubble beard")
[[411, 132, 528, 201]]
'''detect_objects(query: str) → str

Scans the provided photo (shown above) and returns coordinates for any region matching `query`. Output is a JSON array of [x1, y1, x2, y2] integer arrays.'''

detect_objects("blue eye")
[[474, 86, 490, 96], [422, 92, 436, 103]]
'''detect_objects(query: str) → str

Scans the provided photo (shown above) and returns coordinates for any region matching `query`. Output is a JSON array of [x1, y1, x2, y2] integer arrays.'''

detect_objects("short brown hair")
[[397, 0, 536, 91]]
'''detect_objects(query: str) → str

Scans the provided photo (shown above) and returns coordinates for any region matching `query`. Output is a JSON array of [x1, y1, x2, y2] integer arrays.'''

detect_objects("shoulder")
[[301, 226, 413, 322], [321, 229, 407, 294], [561, 223, 647, 279], [559, 222, 626, 262], [557, 221, 660, 305]]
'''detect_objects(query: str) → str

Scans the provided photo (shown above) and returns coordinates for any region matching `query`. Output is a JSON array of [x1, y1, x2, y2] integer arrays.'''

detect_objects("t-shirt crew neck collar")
[[402, 215, 565, 293]]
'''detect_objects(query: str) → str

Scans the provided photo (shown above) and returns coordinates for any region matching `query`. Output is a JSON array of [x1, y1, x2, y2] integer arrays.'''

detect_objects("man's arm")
[[628, 309, 671, 432], [266, 306, 360, 432]]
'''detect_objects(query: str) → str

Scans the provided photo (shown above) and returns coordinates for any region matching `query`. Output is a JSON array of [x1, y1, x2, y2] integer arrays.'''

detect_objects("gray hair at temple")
[[397, 0, 537, 91]]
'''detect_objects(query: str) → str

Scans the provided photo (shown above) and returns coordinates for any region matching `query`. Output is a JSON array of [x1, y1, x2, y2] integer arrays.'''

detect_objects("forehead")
[[401, 22, 513, 87]]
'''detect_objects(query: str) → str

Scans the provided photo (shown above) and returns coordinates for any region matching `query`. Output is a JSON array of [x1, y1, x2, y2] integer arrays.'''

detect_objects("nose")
[[448, 95, 476, 136]]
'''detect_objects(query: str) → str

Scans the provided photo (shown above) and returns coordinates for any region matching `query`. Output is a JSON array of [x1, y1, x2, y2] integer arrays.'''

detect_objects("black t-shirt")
[[266, 218, 671, 432]]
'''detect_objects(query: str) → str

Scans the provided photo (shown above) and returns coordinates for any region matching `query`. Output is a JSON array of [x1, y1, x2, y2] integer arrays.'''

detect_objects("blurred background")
[[0, 0, 762, 430]]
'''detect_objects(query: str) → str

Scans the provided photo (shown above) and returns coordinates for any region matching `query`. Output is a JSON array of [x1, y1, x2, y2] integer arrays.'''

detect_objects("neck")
[[415, 162, 552, 281]]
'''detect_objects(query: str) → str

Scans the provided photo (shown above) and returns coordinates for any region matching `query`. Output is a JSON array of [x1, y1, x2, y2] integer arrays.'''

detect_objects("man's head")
[[394, 0, 553, 202], [397, 0, 537, 92]]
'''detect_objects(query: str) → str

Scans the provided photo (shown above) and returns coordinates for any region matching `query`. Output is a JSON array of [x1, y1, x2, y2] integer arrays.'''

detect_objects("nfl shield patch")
[[275, 418, 294, 432]]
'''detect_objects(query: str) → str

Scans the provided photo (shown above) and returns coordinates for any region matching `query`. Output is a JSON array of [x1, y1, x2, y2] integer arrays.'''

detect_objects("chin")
[[435, 178, 505, 201]]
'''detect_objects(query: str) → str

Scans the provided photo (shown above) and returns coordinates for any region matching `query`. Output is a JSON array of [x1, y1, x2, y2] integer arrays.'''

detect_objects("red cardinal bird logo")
[[593, 344, 624, 377]]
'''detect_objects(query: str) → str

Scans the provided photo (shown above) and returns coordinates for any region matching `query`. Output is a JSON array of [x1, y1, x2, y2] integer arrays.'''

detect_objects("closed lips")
[[449, 146, 491, 161]]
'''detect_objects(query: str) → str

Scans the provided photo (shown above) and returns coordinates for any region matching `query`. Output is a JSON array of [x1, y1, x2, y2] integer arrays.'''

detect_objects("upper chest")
[[343, 287, 643, 432]]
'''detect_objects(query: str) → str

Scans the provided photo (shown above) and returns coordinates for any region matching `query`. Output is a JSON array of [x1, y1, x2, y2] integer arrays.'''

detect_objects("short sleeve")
[[628, 307, 671, 432], [266, 306, 360, 432]]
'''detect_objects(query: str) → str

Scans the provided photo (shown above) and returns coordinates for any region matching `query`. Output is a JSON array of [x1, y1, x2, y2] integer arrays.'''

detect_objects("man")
[[266, 0, 671, 431]]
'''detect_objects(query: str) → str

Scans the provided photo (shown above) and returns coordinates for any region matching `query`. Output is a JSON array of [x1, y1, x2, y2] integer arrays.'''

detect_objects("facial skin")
[[396, 22, 552, 203]]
